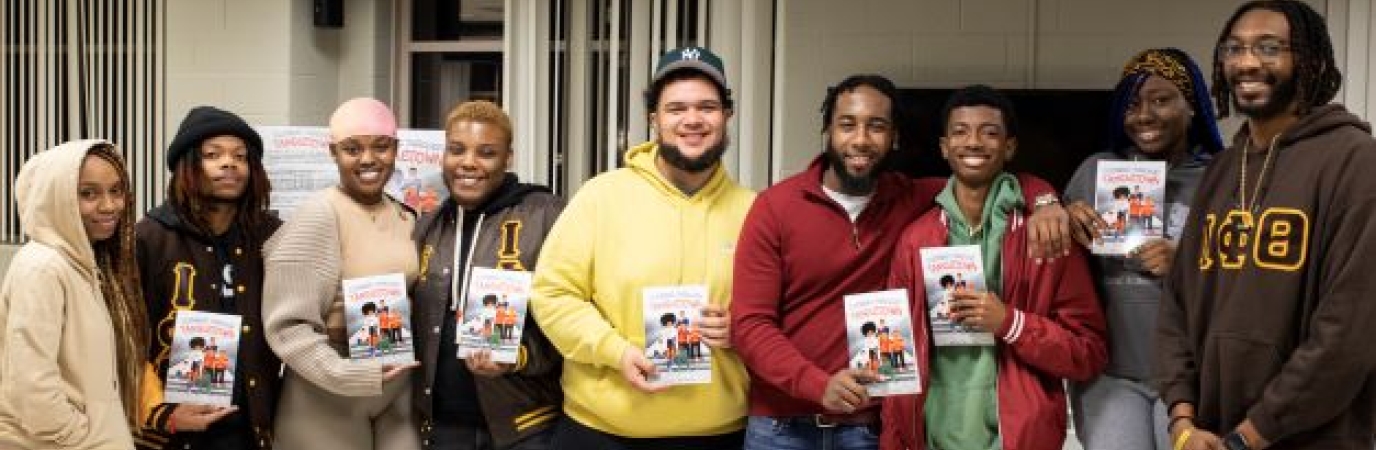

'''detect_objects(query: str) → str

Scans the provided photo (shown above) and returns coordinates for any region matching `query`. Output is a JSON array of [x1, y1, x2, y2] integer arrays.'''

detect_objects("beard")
[[824, 145, 887, 195], [1231, 72, 1299, 119], [659, 135, 729, 173]]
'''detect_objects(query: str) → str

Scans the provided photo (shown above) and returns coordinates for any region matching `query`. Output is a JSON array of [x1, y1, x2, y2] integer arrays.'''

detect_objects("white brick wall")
[[166, 0, 391, 132], [774, 0, 1326, 180]]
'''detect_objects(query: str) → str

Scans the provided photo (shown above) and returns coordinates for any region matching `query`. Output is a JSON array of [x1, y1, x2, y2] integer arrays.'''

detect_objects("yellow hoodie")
[[531, 141, 755, 437], [0, 140, 136, 449]]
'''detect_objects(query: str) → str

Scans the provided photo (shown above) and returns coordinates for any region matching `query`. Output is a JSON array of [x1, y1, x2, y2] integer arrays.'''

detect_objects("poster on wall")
[[257, 126, 448, 219]]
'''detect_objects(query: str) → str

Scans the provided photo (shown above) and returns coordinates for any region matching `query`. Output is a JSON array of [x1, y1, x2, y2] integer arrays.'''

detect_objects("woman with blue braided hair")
[[1061, 48, 1223, 450]]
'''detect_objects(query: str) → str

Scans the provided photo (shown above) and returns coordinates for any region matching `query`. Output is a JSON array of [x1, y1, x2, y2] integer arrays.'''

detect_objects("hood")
[[623, 140, 730, 202], [15, 139, 112, 273], [1231, 104, 1373, 149], [146, 202, 218, 242], [439, 172, 552, 216]]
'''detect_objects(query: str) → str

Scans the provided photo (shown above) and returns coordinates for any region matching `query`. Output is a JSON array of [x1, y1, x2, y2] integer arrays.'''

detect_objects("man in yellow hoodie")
[[531, 46, 755, 449]]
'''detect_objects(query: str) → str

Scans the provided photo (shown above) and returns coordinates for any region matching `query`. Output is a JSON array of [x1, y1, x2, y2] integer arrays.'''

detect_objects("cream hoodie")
[[531, 142, 755, 437], [0, 140, 135, 449]]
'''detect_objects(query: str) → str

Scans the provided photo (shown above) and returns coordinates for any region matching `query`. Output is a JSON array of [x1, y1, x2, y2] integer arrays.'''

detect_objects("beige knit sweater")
[[262, 187, 418, 397]]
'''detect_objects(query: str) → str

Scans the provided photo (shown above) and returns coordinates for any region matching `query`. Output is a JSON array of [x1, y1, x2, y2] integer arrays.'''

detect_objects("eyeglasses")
[[1217, 41, 1291, 61]]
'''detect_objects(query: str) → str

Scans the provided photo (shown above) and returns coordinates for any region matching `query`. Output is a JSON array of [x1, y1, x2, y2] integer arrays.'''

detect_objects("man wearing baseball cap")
[[135, 106, 283, 449], [531, 45, 754, 450]]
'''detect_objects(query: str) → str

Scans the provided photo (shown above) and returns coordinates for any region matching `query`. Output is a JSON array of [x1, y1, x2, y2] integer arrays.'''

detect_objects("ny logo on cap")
[[681, 48, 701, 60]]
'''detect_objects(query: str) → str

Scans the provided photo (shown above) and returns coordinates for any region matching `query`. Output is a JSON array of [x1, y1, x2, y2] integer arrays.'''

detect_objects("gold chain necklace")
[[1238, 133, 1280, 225]]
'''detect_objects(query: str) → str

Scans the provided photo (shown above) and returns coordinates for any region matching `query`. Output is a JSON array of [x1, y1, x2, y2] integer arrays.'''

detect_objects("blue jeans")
[[743, 415, 879, 450], [1070, 375, 1169, 450]]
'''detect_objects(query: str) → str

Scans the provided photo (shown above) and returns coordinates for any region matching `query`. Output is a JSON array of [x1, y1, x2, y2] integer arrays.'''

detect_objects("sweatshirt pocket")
[[1203, 334, 1283, 421]]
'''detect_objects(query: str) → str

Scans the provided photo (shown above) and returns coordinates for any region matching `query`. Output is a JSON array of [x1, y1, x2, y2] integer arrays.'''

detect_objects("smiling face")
[[1125, 75, 1193, 158], [940, 105, 1016, 188], [1222, 8, 1298, 120], [651, 76, 732, 173], [443, 119, 512, 211], [196, 135, 251, 203], [330, 135, 398, 204], [824, 85, 895, 195], [78, 154, 127, 242]]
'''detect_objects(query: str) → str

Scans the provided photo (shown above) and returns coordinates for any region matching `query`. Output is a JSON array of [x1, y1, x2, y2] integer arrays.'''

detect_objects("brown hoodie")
[[0, 140, 140, 449], [1155, 104, 1376, 449]]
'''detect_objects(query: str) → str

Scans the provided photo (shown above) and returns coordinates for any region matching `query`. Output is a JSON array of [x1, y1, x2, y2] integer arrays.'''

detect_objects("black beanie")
[[166, 106, 263, 171]]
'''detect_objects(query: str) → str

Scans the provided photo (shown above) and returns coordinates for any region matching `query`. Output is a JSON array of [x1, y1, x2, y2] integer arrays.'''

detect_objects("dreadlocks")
[[1211, 0, 1342, 118], [166, 148, 273, 242], [86, 143, 150, 429]]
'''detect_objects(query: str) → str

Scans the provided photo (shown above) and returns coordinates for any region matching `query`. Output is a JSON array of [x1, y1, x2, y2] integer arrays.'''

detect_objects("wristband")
[[1173, 428, 1193, 450]]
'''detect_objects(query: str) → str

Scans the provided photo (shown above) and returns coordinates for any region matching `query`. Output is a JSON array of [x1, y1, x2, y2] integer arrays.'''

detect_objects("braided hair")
[[1211, 0, 1342, 118], [86, 144, 150, 429]]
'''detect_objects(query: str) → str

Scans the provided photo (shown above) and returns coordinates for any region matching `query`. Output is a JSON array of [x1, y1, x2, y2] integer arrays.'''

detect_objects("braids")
[[86, 144, 149, 429], [1212, 0, 1341, 118]]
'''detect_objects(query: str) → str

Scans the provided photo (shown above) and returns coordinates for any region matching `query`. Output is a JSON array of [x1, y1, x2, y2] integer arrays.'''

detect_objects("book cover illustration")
[[641, 285, 711, 386], [457, 267, 533, 364], [342, 273, 416, 364], [919, 245, 995, 346], [1091, 160, 1167, 255], [843, 289, 921, 396], [164, 310, 242, 407]]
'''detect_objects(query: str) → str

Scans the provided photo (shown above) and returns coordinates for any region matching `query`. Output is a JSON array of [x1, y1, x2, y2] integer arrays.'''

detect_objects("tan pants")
[[274, 370, 419, 449]]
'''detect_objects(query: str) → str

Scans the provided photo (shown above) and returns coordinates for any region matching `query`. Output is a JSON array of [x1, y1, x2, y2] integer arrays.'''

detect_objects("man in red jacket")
[[880, 84, 1107, 450], [730, 75, 1076, 450]]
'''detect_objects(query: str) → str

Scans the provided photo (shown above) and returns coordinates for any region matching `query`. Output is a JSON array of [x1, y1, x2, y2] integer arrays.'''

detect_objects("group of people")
[[1, 1, 1373, 450]]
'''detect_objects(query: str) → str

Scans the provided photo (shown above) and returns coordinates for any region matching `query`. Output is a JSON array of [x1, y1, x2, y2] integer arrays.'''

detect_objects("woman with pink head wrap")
[[262, 98, 422, 449]]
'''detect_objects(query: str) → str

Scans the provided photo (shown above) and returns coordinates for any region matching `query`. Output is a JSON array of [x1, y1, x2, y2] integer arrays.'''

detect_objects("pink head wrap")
[[329, 97, 398, 142]]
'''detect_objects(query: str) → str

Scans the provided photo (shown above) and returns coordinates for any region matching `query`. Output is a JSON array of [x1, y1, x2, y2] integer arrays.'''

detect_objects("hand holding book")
[[948, 290, 1007, 333], [167, 404, 238, 433], [697, 304, 731, 349], [619, 345, 666, 393], [821, 368, 880, 413], [465, 348, 515, 377]]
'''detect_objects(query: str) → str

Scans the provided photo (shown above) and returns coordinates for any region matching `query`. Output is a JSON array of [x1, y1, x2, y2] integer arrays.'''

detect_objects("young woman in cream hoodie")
[[0, 140, 151, 449]]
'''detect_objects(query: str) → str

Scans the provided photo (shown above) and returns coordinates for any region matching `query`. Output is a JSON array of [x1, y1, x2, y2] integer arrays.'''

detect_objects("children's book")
[[843, 289, 921, 396], [919, 245, 995, 346], [1091, 160, 1167, 255], [457, 267, 533, 363], [641, 285, 711, 386], [164, 310, 242, 406], [342, 273, 416, 364]]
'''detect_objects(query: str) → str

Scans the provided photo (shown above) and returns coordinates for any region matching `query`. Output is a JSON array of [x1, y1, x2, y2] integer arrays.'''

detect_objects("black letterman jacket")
[[411, 174, 565, 449], [134, 203, 282, 450]]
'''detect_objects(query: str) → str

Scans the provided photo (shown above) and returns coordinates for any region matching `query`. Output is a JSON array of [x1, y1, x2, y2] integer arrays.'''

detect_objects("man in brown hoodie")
[[1155, 2, 1376, 449]]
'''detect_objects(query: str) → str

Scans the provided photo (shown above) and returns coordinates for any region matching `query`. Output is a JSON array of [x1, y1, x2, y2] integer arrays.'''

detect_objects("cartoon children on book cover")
[[919, 245, 995, 346], [1092, 160, 1167, 255], [843, 289, 921, 396], [457, 267, 533, 363], [642, 285, 711, 386], [342, 273, 416, 364], [165, 310, 243, 407]]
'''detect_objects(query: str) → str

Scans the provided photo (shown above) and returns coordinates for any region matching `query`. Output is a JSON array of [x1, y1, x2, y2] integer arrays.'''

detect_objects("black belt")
[[777, 410, 880, 428]]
